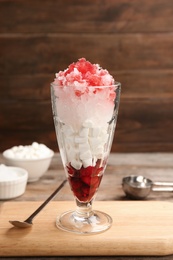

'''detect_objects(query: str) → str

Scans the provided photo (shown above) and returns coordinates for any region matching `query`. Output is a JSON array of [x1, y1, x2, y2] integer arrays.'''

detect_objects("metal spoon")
[[9, 179, 67, 228], [122, 175, 173, 199]]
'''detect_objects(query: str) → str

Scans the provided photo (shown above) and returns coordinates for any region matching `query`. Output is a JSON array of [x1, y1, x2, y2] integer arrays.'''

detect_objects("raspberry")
[[66, 162, 103, 202]]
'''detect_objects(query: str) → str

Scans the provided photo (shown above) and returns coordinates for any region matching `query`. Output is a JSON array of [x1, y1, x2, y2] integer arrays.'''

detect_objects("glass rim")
[[51, 81, 121, 89]]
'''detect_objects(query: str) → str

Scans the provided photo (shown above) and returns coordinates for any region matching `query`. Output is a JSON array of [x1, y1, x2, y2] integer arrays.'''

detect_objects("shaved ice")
[[51, 58, 120, 202]]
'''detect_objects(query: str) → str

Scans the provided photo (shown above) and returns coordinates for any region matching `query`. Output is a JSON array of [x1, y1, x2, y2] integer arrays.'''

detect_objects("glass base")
[[56, 209, 112, 235]]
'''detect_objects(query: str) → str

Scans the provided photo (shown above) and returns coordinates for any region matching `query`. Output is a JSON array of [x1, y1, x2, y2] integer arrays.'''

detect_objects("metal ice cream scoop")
[[122, 175, 173, 199]]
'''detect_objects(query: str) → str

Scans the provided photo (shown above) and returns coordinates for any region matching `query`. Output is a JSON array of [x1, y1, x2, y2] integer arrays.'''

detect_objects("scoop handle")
[[152, 181, 173, 192], [152, 186, 173, 192], [153, 181, 173, 187], [25, 179, 67, 223]]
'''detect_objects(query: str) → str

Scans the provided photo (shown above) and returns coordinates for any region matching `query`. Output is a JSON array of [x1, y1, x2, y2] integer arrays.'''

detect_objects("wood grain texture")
[[1, 0, 173, 33], [1, 152, 173, 203], [1, 201, 173, 256], [0, 0, 173, 152], [1, 152, 173, 259], [1, 34, 173, 75]]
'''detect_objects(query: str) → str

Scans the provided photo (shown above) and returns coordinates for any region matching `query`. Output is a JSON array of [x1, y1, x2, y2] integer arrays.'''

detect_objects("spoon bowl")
[[122, 175, 153, 199], [9, 220, 32, 228], [9, 179, 67, 228]]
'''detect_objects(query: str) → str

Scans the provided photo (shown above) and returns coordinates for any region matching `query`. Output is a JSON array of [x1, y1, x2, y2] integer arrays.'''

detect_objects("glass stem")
[[75, 199, 93, 220]]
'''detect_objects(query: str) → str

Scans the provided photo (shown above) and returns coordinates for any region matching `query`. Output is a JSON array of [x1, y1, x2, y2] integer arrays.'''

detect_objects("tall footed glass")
[[51, 82, 121, 234]]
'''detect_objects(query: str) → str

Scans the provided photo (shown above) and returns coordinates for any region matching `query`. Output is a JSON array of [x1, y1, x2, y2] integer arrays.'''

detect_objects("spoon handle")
[[152, 187, 173, 192], [153, 181, 173, 187], [25, 179, 67, 223]]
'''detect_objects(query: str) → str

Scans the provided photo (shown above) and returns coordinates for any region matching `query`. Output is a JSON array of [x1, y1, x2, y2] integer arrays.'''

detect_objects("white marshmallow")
[[32, 142, 39, 150], [11, 146, 18, 152], [78, 142, 90, 153], [93, 145, 104, 156], [67, 151, 75, 163], [82, 120, 94, 128], [74, 136, 87, 144], [82, 158, 93, 168], [79, 127, 89, 137], [5, 150, 14, 158], [62, 125, 74, 136], [79, 150, 92, 160], [66, 136, 75, 147], [71, 159, 82, 170], [89, 137, 101, 149]]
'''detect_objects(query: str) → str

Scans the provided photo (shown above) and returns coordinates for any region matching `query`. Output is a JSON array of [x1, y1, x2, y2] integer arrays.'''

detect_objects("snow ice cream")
[[51, 58, 120, 202], [0, 164, 20, 181]]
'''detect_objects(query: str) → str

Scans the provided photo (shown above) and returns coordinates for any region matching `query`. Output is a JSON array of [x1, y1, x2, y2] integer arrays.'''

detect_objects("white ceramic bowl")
[[3, 149, 54, 182], [0, 166, 28, 200]]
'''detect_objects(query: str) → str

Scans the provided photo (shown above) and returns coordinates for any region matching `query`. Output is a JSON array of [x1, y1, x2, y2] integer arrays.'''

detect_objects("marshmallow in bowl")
[[4, 142, 52, 160]]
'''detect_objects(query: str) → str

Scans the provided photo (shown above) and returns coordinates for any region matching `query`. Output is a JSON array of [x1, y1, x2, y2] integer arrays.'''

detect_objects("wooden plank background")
[[0, 0, 173, 152]]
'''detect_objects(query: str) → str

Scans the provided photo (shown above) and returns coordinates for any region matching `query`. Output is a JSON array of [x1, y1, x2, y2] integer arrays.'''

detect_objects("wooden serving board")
[[1, 201, 173, 256]]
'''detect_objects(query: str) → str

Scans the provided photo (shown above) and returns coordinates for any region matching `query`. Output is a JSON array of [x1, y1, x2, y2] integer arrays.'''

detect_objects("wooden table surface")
[[1, 152, 173, 260]]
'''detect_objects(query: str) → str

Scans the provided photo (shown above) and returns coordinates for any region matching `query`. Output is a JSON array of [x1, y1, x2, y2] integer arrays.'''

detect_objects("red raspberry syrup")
[[67, 160, 104, 202], [54, 58, 116, 101]]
